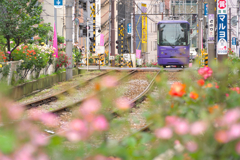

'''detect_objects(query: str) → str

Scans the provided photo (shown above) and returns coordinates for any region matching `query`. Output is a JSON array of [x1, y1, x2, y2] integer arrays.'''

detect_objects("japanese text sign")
[[217, 14, 228, 55], [208, 14, 214, 41], [217, 0, 227, 14]]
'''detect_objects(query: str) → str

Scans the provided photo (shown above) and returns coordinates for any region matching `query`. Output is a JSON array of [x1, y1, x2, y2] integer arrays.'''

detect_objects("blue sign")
[[232, 37, 236, 45], [54, 0, 63, 8], [127, 23, 131, 34], [217, 14, 228, 54], [204, 3, 208, 17]]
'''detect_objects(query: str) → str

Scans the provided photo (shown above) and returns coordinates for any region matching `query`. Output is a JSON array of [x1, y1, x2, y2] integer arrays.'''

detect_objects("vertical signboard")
[[141, 3, 147, 52], [204, 3, 208, 17], [217, 0, 228, 55], [127, 23, 131, 34], [54, 0, 63, 8], [208, 14, 215, 41]]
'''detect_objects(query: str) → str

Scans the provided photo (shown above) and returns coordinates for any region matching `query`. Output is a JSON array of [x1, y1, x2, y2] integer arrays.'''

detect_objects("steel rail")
[[23, 71, 110, 108]]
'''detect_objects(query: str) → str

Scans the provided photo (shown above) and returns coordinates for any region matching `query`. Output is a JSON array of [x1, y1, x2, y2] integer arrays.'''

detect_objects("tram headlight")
[[161, 52, 164, 54], [183, 51, 186, 54]]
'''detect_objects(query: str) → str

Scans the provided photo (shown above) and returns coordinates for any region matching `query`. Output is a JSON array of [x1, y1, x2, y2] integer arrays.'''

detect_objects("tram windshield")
[[158, 23, 189, 46]]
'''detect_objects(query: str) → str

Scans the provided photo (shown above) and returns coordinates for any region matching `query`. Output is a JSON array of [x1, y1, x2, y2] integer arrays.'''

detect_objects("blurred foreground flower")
[[100, 76, 118, 88], [189, 91, 198, 100], [198, 67, 213, 79], [197, 79, 205, 86], [115, 97, 131, 110], [155, 127, 173, 139], [169, 82, 186, 97]]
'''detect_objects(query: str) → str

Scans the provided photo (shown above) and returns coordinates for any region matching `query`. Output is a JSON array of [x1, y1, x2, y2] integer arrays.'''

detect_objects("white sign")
[[95, 46, 105, 54], [109, 56, 115, 60], [217, 0, 227, 14], [217, 38, 228, 55]]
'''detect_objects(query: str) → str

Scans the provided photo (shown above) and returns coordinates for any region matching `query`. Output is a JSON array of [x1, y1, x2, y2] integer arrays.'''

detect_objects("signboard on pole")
[[217, 0, 228, 55], [54, 0, 63, 8], [232, 37, 236, 45], [141, 3, 147, 44], [127, 23, 131, 34], [208, 14, 215, 41], [204, 3, 208, 17]]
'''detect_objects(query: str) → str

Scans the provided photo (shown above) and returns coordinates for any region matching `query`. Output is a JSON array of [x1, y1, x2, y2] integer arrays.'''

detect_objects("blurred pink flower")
[[92, 116, 109, 131], [28, 109, 44, 121], [154, 127, 173, 139], [7, 103, 24, 120], [0, 155, 11, 160], [14, 144, 36, 160], [100, 76, 118, 88], [31, 133, 49, 146], [215, 130, 229, 143], [80, 97, 101, 116], [165, 116, 178, 126], [10, 41, 13, 44], [185, 141, 198, 152], [7, 51, 11, 54], [190, 121, 207, 136], [226, 93, 229, 97], [198, 67, 213, 79], [66, 130, 82, 142], [236, 141, 240, 154], [228, 124, 240, 141], [115, 97, 131, 110], [40, 113, 59, 127], [36, 153, 49, 160], [174, 120, 189, 135], [222, 108, 240, 125], [231, 87, 240, 94], [70, 119, 87, 132]]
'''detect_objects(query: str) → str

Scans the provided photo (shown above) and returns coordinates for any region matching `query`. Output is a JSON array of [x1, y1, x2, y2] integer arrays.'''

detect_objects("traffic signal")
[[116, 40, 119, 49], [89, 0, 95, 3], [82, 2, 87, 11], [89, 37, 94, 43]]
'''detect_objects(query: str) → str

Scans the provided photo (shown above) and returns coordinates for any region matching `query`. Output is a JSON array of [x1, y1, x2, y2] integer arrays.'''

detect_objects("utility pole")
[[87, 19, 89, 71], [229, 8, 231, 49], [207, 0, 216, 65], [131, 13, 133, 53], [66, 0, 73, 80], [237, 0, 239, 57], [198, 0, 202, 54], [133, 0, 136, 54], [108, 0, 111, 64], [111, 0, 115, 66]]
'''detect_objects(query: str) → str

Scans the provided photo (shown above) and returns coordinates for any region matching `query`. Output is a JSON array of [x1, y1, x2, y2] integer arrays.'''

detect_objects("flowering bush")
[[54, 52, 70, 72], [1, 60, 240, 159]]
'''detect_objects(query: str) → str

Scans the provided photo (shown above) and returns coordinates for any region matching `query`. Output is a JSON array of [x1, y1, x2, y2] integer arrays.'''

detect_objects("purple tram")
[[157, 20, 190, 68]]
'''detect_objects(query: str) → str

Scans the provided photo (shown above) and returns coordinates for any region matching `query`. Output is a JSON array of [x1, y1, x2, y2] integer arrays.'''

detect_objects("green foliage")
[[0, 63, 10, 79], [37, 23, 53, 44], [73, 47, 82, 66], [0, 0, 43, 60], [57, 35, 65, 44], [55, 52, 69, 72]]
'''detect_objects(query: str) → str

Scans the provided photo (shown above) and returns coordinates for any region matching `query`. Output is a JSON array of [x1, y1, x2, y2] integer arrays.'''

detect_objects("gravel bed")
[[115, 72, 157, 100], [19, 71, 105, 104]]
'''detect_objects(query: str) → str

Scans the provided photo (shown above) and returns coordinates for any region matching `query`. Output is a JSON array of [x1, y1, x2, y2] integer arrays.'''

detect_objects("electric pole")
[[207, 0, 216, 65], [111, 0, 115, 66], [198, 0, 202, 54], [229, 8, 231, 49], [66, 0, 73, 80], [133, 0, 136, 54]]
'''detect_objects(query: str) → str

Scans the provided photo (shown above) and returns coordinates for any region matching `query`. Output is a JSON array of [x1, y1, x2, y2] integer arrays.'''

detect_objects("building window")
[[153, 41, 157, 50]]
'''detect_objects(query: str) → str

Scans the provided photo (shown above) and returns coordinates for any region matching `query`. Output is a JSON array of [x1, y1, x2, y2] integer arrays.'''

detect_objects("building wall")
[[40, 0, 66, 37]]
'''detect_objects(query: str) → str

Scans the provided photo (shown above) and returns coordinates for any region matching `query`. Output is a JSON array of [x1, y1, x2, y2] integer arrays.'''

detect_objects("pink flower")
[[65, 130, 83, 142], [236, 141, 240, 154], [215, 130, 229, 143], [10, 41, 13, 44], [198, 67, 213, 79], [190, 121, 207, 136], [36, 153, 49, 160], [92, 116, 109, 131], [155, 127, 173, 139], [185, 141, 198, 152], [80, 97, 101, 116], [165, 116, 179, 126], [228, 124, 240, 141], [174, 120, 189, 135], [27, 109, 44, 121], [100, 76, 118, 88], [7, 103, 24, 120], [226, 93, 229, 97], [222, 108, 240, 125], [7, 51, 11, 54], [115, 97, 131, 110], [31, 133, 49, 146], [40, 113, 59, 127], [70, 119, 87, 132]]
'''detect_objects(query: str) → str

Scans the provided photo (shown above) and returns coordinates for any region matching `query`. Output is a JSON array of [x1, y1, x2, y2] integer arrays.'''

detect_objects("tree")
[[0, 0, 42, 60]]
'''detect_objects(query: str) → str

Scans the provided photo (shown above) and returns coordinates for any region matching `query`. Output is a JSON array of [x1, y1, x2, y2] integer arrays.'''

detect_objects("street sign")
[[204, 3, 208, 17], [208, 14, 214, 41], [217, 0, 228, 55], [54, 0, 63, 8], [232, 37, 236, 45], [127, 23, 131, 34]]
